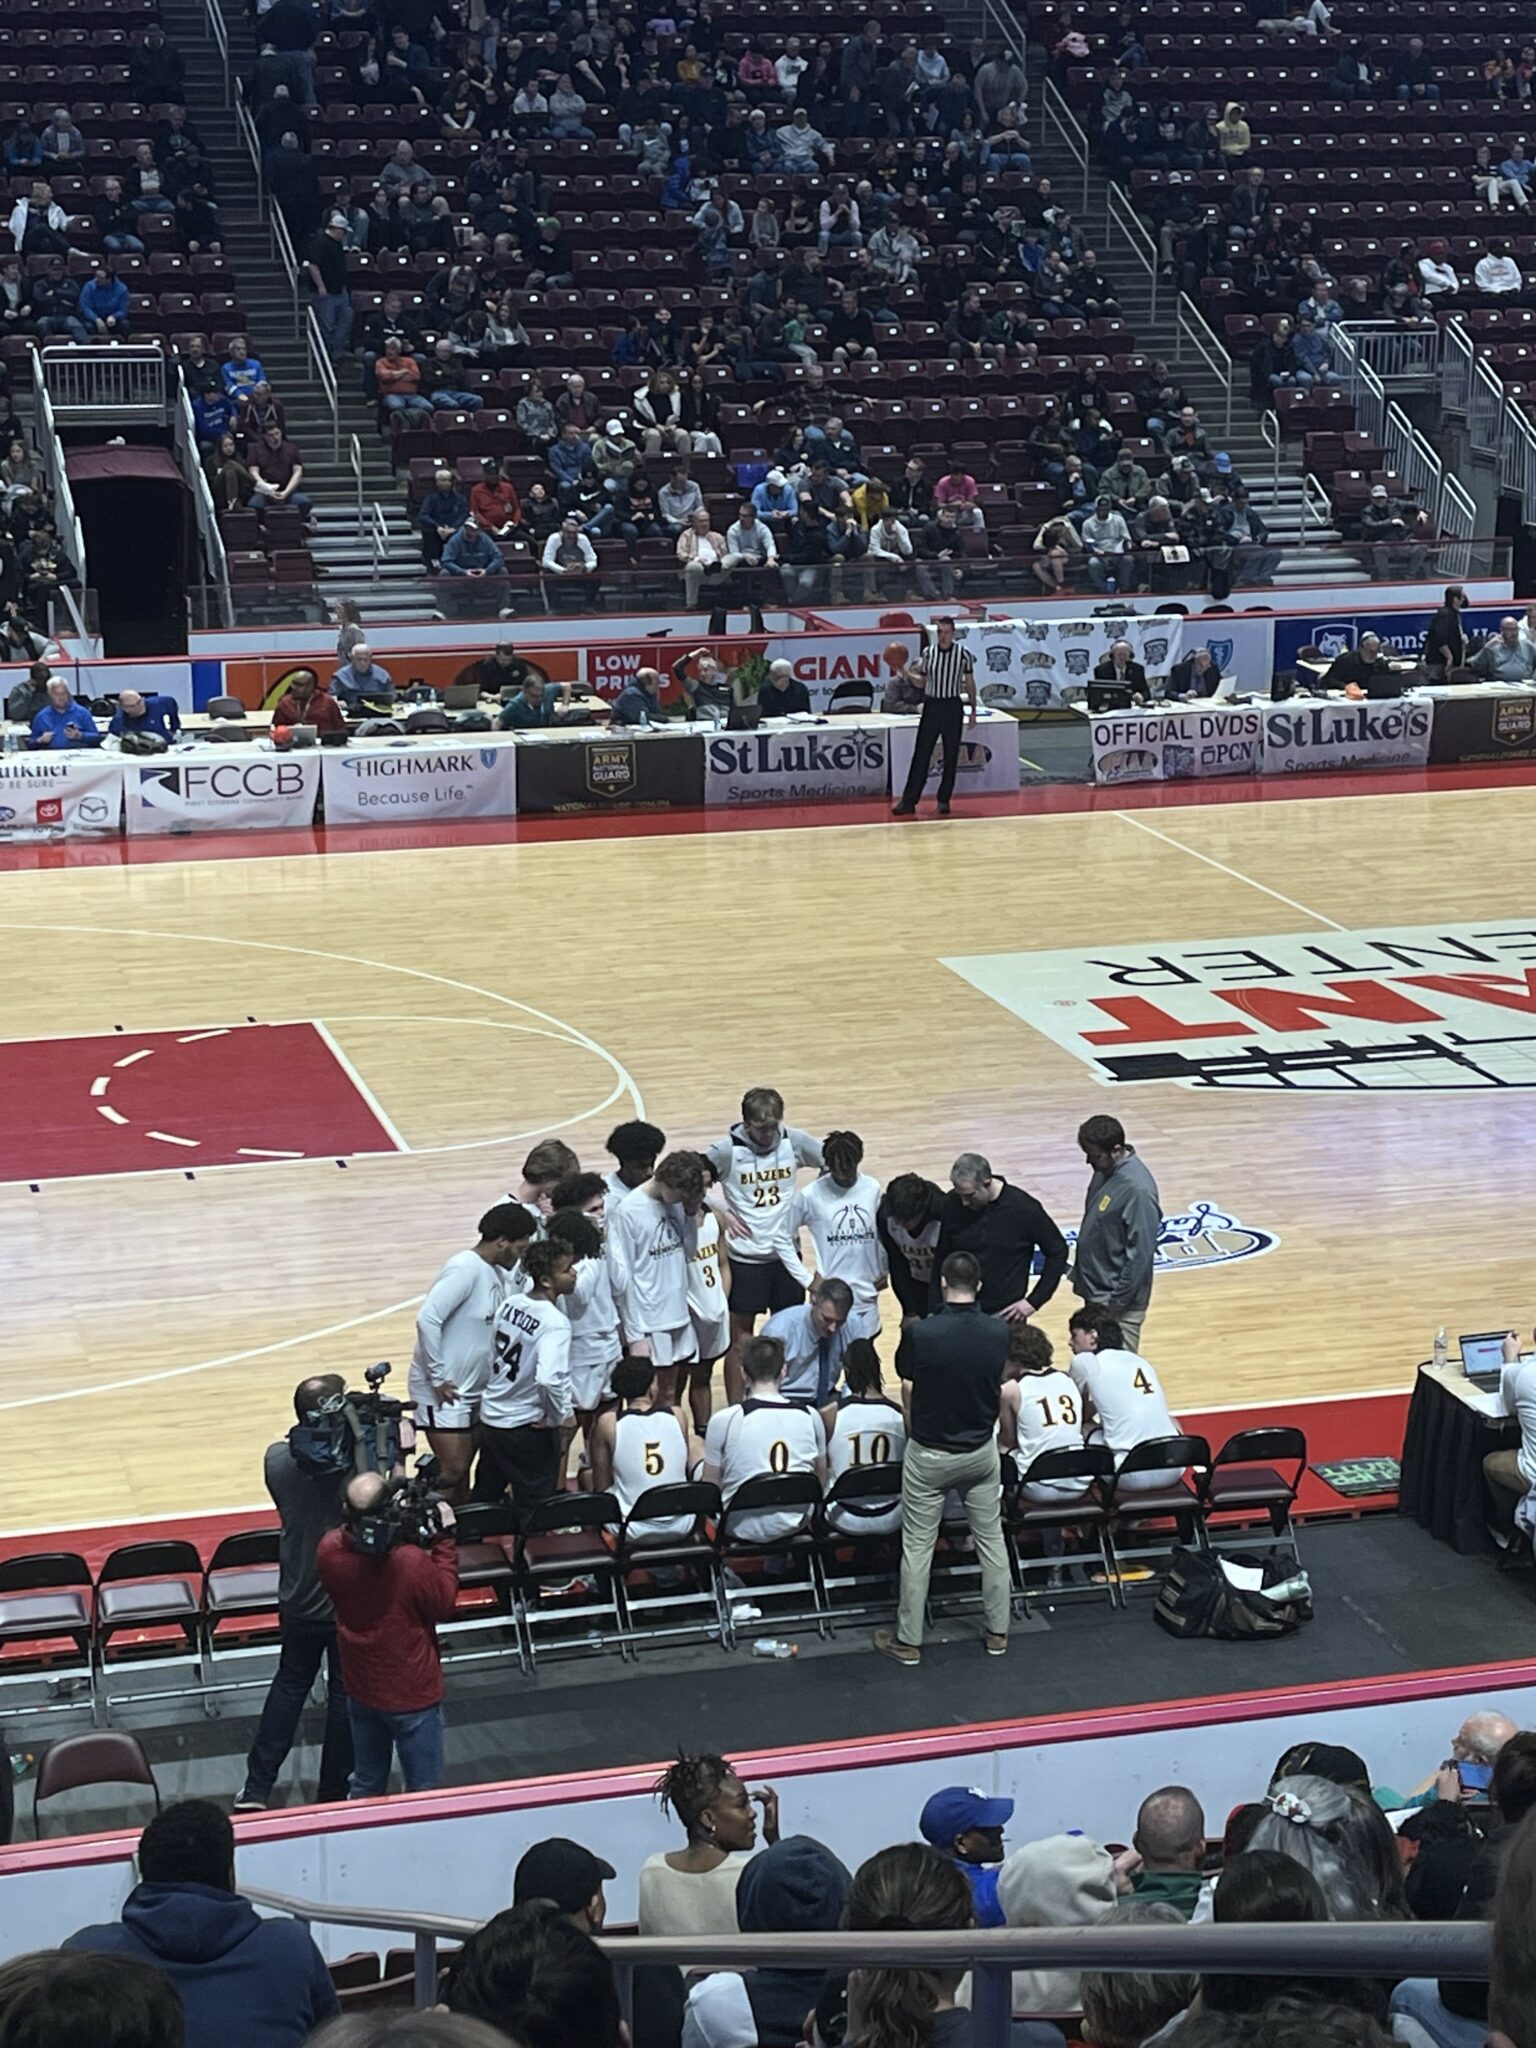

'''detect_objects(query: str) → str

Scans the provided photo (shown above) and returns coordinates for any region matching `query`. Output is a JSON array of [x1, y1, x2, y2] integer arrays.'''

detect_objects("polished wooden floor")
[[4, 783, 1532, 1532]]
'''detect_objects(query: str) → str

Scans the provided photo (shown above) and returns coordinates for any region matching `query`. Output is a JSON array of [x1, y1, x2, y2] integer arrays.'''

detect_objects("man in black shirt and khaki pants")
[[875, 1251, 1011, 1667]]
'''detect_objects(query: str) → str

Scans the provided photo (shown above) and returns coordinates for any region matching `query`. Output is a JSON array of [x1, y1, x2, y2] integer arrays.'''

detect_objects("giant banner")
[[959, 615, 1184, 710], [0, 753, 122, 840], [703, 724, 889, 805], [124, 753, 322, 835], [322, 741, 517, 824], [1260, 698, 1434, 775], [1089, 705, 1265, 785]]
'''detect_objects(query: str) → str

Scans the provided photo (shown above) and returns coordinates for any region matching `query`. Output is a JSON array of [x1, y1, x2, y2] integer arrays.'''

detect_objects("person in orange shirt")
[[470, 457, 522, 536], [375, 336, 431, 423]]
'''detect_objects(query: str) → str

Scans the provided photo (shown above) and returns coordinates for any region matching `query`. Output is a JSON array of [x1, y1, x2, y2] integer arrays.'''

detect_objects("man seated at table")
[[465, 643, 535, 699], [330, 642, 395, 713], [610, 666, 663, 727], [499, 674, 577, 729], [1469, 616, 1536, 685], [1088, 640, 1149, 710], [109, 688, 180, 742], [758, 658, 811, 718], [1487, 1328, 1536, 1541], [271, 666, 347, 735], [1321, 631, 1398, 695], [28, 676, 100, 747], [1163, 646, 1233, 701]]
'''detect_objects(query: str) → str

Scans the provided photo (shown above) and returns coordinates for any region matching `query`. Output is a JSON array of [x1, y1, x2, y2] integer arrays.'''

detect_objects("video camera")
[[288, 1361, 413, 1480], [346, 1456, 447, 1556]]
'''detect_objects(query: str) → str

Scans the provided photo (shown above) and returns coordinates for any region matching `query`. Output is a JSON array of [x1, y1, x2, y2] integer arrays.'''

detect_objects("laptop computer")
[[290, 724, 318, 749], [1460, 1331, 1509, 1390], [443, 682, 481, 710]]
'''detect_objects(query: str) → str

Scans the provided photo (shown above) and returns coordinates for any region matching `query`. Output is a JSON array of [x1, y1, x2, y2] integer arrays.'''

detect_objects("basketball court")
[[4, 774, 1533, 1537]]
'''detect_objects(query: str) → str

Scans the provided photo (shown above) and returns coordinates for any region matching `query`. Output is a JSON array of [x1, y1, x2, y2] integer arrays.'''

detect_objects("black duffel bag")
[[1155, 1544, 1313, 1641]]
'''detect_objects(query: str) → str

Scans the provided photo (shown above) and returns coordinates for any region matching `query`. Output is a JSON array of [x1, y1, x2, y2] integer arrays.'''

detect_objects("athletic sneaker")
[[233, 1786, 268, 1813]]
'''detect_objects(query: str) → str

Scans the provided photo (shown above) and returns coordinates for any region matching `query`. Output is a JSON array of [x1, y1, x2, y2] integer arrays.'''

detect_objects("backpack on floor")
[[1154, 1544, 1312, 1641]]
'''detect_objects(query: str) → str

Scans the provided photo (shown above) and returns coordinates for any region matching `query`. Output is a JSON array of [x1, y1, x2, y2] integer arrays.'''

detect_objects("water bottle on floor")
[[752, 1638, 798, 1659]]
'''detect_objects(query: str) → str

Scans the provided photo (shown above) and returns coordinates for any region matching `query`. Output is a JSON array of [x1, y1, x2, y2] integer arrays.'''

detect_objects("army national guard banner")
[[959, 615, 1186, 710]]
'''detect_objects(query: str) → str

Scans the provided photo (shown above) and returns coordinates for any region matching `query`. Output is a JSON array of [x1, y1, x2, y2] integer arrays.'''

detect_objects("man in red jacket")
[[317, 1471, 460, 1798]]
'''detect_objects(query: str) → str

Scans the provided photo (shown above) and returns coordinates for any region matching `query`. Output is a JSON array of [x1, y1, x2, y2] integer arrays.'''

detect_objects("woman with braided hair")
[[638, 1753, 781, 1934]]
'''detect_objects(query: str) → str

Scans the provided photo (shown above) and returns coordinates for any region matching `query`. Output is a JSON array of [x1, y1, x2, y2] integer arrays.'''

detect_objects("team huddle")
[[405, 1090, 1179, 1543]]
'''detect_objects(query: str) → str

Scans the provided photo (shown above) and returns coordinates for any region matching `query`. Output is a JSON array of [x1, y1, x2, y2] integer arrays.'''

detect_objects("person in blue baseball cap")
[[918, 1786, 1015, 1927]]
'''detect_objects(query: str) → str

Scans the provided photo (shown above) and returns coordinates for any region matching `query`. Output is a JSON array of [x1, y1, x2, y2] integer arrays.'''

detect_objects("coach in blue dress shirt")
[[762, 1278, 877, 1401], [108, 689, 180, 742], [29, 678, 100, 747]]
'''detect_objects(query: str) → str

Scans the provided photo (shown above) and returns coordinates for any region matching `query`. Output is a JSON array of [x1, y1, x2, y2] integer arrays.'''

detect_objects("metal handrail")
[[349, 432, 365, 537], [1259, 406, 1281, 498], [28, 358, 87, 581], [270, 195, 302, 337], [1041, 77, 1091, 214], [306, 307, 340, 461], [240, 1882, 1492, 2038], [202, 0, 230, 104], [369, 500, 390, 579], [1175, 293, 1234, 437], [1442, 316, 1475, 417], [233, 84, 265, 205], [979, 0, 1031, 92], [1104, 182, 1159, 325], [1386, 397, 1440, 508], [174, 385, 232, 624]]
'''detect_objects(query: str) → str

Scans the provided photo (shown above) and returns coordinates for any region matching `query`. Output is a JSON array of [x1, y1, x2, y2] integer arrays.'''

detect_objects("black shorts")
[[476, 1424, 562, 1517], [727, 1259, 805, 1320]]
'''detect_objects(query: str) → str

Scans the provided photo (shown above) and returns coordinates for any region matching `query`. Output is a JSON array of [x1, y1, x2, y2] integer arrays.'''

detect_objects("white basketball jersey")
[[826, 1394, 907, 1484], [611, 1405, 691, 1517], [788, 1173, 886, 1313], [706, 1395, 824, 1541], [686, 1207, 728, 1322], [481, 1294, 573, 1430], [706, 1125, 822, 1262], [1069, 1347, 1178, 1455], [608, 1186, 692, 1339], [1010, 1368, 1087, 1478]]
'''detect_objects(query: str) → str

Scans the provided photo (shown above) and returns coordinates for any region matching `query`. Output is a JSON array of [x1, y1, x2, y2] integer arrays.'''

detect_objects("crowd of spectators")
[[228, 0, 1278, 601], [9, 1705, 1536, 2048]]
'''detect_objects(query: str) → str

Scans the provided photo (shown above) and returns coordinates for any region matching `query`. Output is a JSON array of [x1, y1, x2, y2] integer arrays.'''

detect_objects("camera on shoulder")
[[288, 1361, 411, 1478], [346, 1458, 447, 1556]]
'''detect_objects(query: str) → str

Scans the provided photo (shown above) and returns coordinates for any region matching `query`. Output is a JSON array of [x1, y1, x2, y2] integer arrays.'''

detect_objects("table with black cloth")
[[1399, 1360, 1520, 1554]]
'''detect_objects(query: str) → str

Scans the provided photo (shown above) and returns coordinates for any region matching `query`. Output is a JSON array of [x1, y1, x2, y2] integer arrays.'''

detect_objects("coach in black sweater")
[[929, 1152, 1069, 1318]]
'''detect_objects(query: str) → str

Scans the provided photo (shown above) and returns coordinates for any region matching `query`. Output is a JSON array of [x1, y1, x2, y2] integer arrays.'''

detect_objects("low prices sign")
[[1090, 706, 1263, 785], [704, 725, 889, 804], [0, 754, 122, 840]]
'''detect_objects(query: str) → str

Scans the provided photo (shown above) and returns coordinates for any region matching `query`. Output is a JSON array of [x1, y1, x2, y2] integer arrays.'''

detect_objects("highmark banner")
[[321, 741, 517, 823]]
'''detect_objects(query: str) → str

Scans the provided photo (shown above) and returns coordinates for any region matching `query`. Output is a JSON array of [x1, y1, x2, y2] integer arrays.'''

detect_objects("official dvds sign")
[[945, 922, 1536, 1091], [1062, 1198, 1279, 1271], [1090, 706, 1262, 784]]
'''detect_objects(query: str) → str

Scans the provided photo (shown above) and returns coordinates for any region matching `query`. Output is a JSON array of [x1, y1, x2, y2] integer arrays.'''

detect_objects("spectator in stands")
[[682, 1837, 851, 2048], [3, 120, 41, 174], [918, 1788, 1013, 1927], [837, 1845, 974, 2048], [658, 463, 703, 536], [28, 676, 98, 748], [421, 336, 484, 413], [250, 423, 311, 522], [131, 20, 186, 102], [126, 141, 174, 218], [9, 177, 67, 257], [540, 516, 600, 606], [1418, 241, 1461, 298], [448, 1903, 620, 2048], [1080, 1900, 1197, 2048], [1392, 35, 1440, 102], [1131, 1789, 1207, 1918], [914, 504, 967, 600], [469, 460, 520, 540], [221, 337, 265, 396], [1199, 1852, 1339, 2016], [418, 467, 468, 569], [1476, 242, 1524, 294], [79, 263, 130, 340], [65, 1800, 337, 2048], [868, 508, 916, 593], [28, 256, 86, 344], [0, 1951, 188, 2048], [272, 666, 346, 735], [441, 518, 507, 588], [303, 213, 353, 360], [41, 107, 84, 164], [640, 1754, 780, 1935], [1082, 495, 1133, 589], [376, 338, 431, 423], [1247, 1776, 1406, 1920], [94, 177, 145, 257], [999, 1835, 1123, 2014]]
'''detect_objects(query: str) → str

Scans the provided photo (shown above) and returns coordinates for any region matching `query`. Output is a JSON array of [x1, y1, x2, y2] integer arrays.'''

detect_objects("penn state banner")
[[960, 615, 1185, 710]]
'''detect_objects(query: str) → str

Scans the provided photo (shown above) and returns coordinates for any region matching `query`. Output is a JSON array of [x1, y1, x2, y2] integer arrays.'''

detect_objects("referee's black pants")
[[898, 695, 964, 808]]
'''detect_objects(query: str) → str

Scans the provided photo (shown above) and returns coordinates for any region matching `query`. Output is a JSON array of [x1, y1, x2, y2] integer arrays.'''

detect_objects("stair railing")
[[1040, 77, 1091, 215], [202, 0, 230, 105], [350, 432, 365, 538], [307, 307, 340, 460]]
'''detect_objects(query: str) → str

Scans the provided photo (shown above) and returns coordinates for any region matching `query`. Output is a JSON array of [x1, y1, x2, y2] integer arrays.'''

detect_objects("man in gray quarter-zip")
[[1073, 1116, 1162, 1353]]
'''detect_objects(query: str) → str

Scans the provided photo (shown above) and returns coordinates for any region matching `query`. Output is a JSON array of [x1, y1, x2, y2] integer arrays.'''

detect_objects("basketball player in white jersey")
[[603, 1120, 666, 1209], [702, 1333, 827, 1544], [408, 1202, 537, 1503], [546, 1203, 622, 1442], [1067, 1302, 1183, 1493], [683, 1157, 730, 1436], [707, 1086, 823, 1401], [589, 1353, 698, 1543], [607, 1150, 704, 1408], [876, 1174, 944, 1326], [786, 1129, 888, 1330], [820, 1336, 906, 1535], [480, 1238, 577, 1512], [511, 1139, 581, 1217], [999, 1323, 1089, 1500]]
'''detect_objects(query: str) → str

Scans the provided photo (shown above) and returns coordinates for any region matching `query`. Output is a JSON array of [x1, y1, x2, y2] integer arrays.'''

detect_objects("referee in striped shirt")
[[891, 616, 979, 818]]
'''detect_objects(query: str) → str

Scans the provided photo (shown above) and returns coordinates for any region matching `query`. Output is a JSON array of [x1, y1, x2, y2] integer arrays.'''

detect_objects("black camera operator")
[[236, 1374, 355, 1811], [318, 1468, 460, 1798]]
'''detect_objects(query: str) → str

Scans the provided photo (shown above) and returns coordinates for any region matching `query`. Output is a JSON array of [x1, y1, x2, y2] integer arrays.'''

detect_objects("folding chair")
[[442, 1503, 523, 1672], [614, 1482, 724, 1654], [0, 1552, 93, 1718], [715, 1474, 829, 1647], [513, 1492, 624, 1665], [816, 1464, 904, 1628], [33, 1730, 159, 1838], [1198, 1427, 1307, 1556], [1104, 1436, 1212, 1605], [1006, 1445, 1118, 1616], [200, 1530, 281, 1695], [92, 1541, 204, 1721]]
